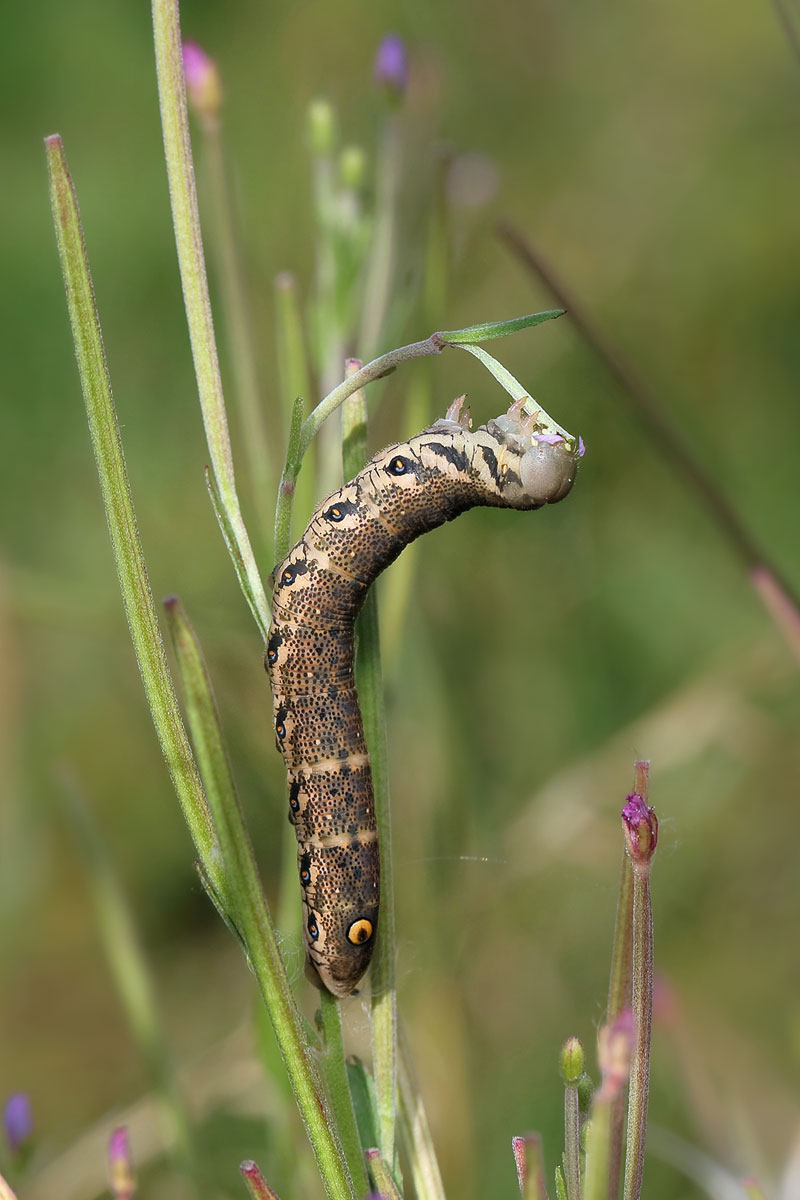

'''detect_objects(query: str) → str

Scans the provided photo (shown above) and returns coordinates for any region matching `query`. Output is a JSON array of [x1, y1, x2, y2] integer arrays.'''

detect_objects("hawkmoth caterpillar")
[[266, 397, 579, 997]]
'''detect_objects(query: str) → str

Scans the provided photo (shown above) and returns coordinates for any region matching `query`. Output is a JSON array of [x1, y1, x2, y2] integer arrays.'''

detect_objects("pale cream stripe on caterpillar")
[[266, 398, 579, 997]]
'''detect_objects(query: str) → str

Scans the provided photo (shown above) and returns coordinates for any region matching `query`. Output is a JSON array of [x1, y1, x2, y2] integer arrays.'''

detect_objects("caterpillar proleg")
[[266, 397, 579, 997]]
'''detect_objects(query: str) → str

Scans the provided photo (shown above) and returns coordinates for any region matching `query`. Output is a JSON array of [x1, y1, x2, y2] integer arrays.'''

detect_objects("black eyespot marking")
[[275, 705, 288, 741], [281, 566, 297, 585], [266, 630, 282, 666], [289, 778, 301, 813], [386, 455, 411, 476], [299, 850, 312, 885], [307, 914, 320, 941], [325, 504, 344, 522]]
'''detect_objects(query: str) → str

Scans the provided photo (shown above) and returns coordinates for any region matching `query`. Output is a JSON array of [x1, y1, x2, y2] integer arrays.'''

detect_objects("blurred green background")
[[3, 1, 800, 1198]]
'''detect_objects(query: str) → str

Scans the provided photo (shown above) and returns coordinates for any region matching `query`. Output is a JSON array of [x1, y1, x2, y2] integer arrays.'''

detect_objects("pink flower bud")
[[182, 41, 222, 123], [108, 1128, 135, 1200], [622, 793, 658, 867]]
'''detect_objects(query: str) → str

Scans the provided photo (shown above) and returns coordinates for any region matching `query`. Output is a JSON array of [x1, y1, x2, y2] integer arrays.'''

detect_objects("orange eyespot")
[[346, 918, 373, 945], [386, 456, 410, 476]]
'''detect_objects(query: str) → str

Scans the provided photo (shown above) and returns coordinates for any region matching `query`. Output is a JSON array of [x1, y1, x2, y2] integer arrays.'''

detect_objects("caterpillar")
[[266, 397, 579, 997]]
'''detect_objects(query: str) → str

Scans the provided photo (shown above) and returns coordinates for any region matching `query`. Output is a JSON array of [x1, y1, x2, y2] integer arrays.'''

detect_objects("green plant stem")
[[498, 221, 800, 659], [165, 599, 357, 1200], [151, 0, 270, 635], [45, 134, 223, 902], [622, 857, 654, 1200], [342, 380, 398, 1173], [582, 1101, 612, 1200], [199, 113, 276, 547], [58, 770, 195, 1172], [563, 1083, 580, 1200], [319, 992, 370, 1198]]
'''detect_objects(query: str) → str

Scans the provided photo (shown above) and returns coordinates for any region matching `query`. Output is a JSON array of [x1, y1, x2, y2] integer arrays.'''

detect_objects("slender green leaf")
[[439, 308, 564, 343], [346, 1058, 380, 1156], [45, 133, 224, 902]]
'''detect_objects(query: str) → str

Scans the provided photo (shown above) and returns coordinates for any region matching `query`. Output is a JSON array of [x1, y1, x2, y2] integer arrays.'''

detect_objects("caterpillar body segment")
[[266, 402, 578, 997]]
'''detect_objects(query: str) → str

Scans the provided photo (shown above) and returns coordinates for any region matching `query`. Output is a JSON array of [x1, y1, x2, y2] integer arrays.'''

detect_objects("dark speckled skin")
[[266, 411, 577, 997]]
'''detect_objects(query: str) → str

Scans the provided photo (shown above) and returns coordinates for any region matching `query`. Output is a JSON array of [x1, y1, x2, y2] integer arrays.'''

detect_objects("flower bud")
[[308, 99, 335, 154], [559, 1037, 585, 1085], [182, 42, 222, 124], [374, 35, 408, 98], [339, 145, 367, 191], [108, 1128, 135, 1200], [622, 793, 658, 868], [3, 1094, 32, 1154]]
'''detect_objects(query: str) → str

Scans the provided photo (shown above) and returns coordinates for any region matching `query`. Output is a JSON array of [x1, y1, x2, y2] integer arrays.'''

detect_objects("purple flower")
[[577, 435, 586, 458], [533, 431, 564, 445], [3, 1093, 32, 1153], [374, 35, 408, 97]]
